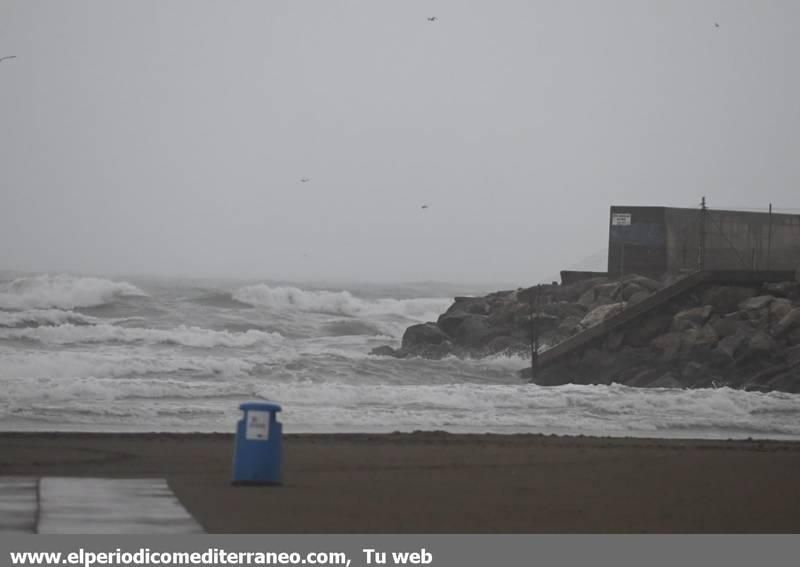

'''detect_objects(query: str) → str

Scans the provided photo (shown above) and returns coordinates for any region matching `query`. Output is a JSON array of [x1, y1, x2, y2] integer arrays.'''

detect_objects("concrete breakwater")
[[371, 272, 800, 393]]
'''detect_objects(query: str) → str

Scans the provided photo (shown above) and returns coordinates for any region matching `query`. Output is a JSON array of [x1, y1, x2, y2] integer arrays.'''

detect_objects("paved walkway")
[[0, 477, 203, 534]]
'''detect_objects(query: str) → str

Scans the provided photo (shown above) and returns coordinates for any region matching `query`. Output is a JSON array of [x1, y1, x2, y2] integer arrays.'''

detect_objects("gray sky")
[[1, 1, 798, 285]]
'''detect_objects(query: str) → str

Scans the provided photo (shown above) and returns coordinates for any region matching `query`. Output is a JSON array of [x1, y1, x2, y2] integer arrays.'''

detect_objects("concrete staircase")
[[534, 269, 796, 373]]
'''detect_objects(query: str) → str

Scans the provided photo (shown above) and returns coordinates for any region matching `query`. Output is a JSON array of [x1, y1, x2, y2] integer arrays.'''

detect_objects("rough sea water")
[[1, 272, 800, 440]]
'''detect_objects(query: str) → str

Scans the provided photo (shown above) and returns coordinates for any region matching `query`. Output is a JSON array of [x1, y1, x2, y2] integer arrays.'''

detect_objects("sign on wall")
[[611, 213, 632, 226]]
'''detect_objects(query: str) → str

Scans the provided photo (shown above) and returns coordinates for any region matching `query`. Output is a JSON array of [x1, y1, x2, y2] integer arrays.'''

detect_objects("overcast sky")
[[1, 1, 798, 285]]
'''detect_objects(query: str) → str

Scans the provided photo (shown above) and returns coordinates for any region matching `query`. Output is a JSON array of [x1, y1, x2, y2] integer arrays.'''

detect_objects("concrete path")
[[0, 478, 203, 534]]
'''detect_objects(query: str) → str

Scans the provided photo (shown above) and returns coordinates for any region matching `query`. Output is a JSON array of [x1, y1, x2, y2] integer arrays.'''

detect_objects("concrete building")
[[607, 205, 800, 278]]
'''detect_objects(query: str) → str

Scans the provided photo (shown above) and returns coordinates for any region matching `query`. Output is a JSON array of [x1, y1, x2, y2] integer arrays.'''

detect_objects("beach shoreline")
[[2, 431, 800, 533]]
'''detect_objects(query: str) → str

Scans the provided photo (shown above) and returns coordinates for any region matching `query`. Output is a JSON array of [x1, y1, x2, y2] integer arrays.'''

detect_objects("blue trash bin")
[[232, 401, 282, 485]]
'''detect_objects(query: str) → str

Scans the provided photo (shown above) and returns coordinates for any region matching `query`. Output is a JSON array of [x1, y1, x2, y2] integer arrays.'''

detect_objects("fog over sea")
[[1, 272, 800, 439]]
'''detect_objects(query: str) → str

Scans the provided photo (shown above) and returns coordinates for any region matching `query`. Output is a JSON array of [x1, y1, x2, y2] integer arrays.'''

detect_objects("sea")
[[1, 272, 799, 440]]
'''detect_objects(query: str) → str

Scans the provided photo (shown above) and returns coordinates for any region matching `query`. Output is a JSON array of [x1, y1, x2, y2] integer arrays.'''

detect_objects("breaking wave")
[[0, 350, 256, 380], [321, 319, 386, 337], [187, 292, 252, 309], [0, 309, 97, 328], [0, 274, 147, 310], [0, 323, 282, 349], [233, 283, 451, 320]]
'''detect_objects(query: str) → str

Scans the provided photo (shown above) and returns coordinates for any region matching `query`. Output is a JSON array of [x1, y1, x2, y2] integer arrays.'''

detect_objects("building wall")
[[664, 208, 800, 273], [607, 206, 800, 277], [664, 208, 702, 273], [607, 206, 668, 277]]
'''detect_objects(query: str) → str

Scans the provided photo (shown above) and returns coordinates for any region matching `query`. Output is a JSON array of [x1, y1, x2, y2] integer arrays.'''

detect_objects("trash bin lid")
[[239, 401, 282, 413]]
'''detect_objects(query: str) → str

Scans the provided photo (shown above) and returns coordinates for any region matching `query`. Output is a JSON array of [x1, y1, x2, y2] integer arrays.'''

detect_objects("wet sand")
[[1, 432, 799, 533]]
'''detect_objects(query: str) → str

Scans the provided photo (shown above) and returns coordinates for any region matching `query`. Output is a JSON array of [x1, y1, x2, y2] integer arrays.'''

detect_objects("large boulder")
[[557, 315, 583, 336], [579, 302, 626, 329], [786, 345, 800, 366], [763, 281, 800, 300], [764, 370, 800, 393], [445, 314, 496, 347], [709, 315, 740, 339], [562, 277, 609, 302], [739, 331, 777, 363], [741, 362, 800, 393], [487, 301, 526, 329], [651, 332, 683, 362], [750, 331, 775, 351], [716, 331, 751, 358], [401, 322, 450, 350], [770, 298, 794, 322], [624, 275, 662, 292], [773, 308, 800, 338], [672, 306, 712, 332], [702, 286, 757, 314], [595, 282, 623, 300], [680, 325, 719, 360], [539, 301, 587, 320], [682, 361, 711, 383], [738, 307, 771, 330], [441, 296, 490, 317], [621, 282, 647, 301], [739, 295, 775, 312]]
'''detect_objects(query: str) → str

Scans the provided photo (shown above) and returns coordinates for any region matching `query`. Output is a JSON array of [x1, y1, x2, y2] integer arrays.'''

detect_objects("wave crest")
[[0, 323, 282, 348], [233, 283, 451, 320], [0, 274, 147, 310], [0, 309, 97, 328]]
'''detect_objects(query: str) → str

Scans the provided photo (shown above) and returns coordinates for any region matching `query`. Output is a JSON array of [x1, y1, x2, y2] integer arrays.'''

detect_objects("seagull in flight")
[[421, 204, 429, 210], [300, 177, 311, 183], [714, 22, 720, 28], [427, 17, 438, 22], [0, 56, 16, 63]]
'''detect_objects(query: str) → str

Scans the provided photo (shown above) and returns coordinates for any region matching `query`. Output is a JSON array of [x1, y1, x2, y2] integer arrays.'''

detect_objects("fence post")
[[698, 196, 707, 271], [766, 203, 773, 270]]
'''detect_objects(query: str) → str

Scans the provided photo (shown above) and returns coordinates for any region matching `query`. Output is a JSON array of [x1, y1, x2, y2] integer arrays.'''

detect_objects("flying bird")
[[427, 17, 438, 22], [421, 204, 429, 209], [300, 177, 311, 183], [714, 22, 720, 28], [0, 56, 16, 63]]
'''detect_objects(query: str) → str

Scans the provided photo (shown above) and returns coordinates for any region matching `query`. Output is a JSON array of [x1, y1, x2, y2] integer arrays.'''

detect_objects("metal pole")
[[698, 196, 707, 271], [766, 203, 773, 270]]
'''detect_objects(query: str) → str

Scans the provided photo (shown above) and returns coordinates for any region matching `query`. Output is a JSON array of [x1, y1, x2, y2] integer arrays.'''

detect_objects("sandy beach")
[[1, 431, 799, 533]]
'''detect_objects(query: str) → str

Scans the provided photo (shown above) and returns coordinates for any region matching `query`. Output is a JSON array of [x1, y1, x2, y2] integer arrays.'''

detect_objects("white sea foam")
[[2, 376, 799, 438], [0, 274, 147, 310], [1, 274, 799, 440], [233, 284, 451, 320], [250, 381, 800, 437], [0, 309, 97, 328], [0, 350, 256, 380], [0, 323, 282, 348]]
